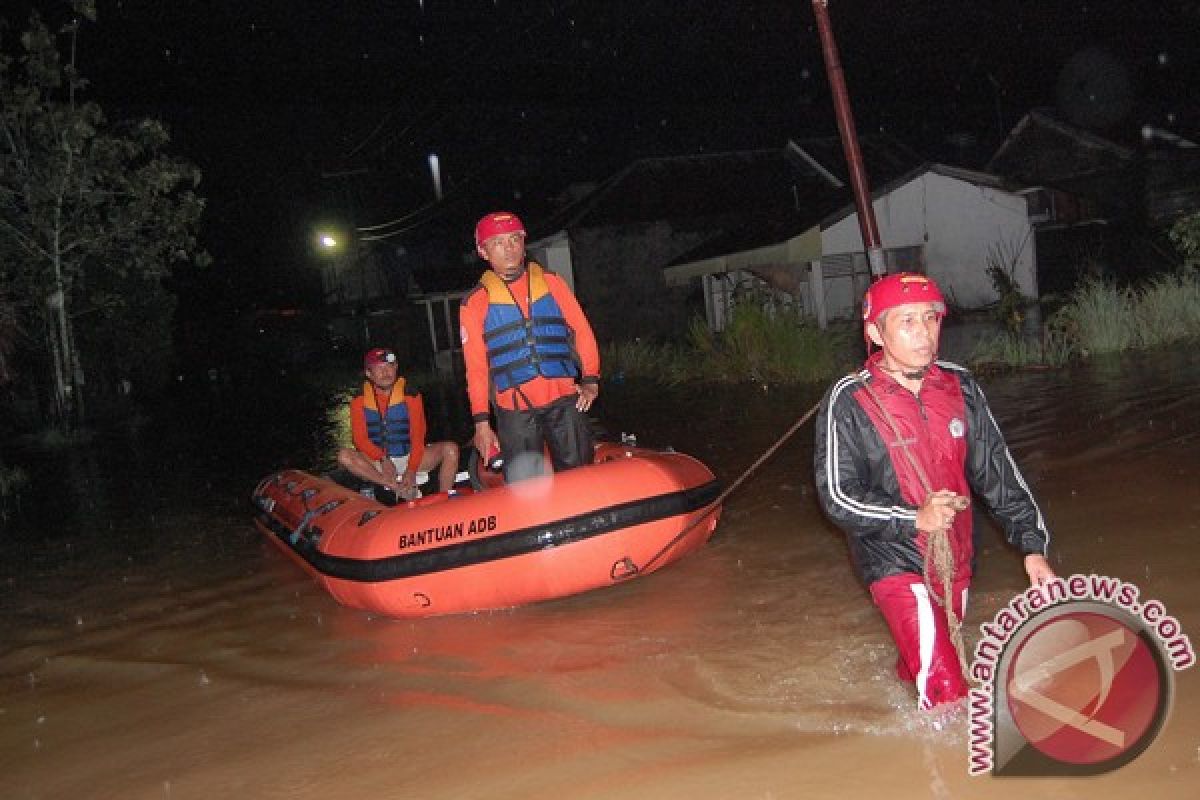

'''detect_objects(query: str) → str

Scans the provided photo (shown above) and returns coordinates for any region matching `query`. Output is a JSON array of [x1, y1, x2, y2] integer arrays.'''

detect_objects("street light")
[[315, 225, 347, 253], [313, 224, 370, 345]]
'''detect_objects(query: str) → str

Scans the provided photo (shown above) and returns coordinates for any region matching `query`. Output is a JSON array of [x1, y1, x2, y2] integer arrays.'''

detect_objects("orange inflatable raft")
[[251, 442, 722, 618]]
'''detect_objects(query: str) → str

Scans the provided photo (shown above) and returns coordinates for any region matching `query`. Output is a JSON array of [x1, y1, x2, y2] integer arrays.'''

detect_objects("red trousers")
[[869, 572, 971, 710]]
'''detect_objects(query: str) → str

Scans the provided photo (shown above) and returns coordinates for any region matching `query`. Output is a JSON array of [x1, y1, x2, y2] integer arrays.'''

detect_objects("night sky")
[[10, 1, 1199, 307]]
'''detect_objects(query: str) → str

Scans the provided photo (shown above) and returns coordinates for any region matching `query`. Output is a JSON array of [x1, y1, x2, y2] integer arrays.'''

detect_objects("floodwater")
[[2, 345, 1199, 799]]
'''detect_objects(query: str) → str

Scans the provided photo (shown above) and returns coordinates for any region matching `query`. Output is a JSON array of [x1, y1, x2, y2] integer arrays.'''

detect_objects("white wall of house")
[[527, 230, 576, 292], [822, 170, 1036, 309]]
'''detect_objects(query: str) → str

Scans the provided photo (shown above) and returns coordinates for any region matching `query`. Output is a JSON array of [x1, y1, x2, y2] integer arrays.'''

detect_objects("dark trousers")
[[494, 394, 594, 483]]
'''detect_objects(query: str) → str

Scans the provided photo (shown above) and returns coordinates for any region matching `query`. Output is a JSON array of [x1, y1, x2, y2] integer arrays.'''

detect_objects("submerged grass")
[[1132, 272, 1200, 348], [0, 462, 28, 498], [970, 270, 1200, 369], [605, 304, 853, 387], [603, 338, 693, 387], [1064, 278, 1138, 355], [970, 326, 1074, 370]]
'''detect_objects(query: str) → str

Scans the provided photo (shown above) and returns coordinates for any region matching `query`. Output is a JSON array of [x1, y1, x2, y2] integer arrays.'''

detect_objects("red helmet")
[[862, 272, 946, 327], [363, 347, 397, 368], [474, 211, 526, 248]]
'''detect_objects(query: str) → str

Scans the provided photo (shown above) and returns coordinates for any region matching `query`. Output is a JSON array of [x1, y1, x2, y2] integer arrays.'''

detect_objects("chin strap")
[[875, 361, 931, 381]]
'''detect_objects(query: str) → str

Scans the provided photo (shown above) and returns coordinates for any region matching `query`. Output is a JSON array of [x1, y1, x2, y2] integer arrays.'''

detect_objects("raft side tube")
[[254, 477, 719, 582]]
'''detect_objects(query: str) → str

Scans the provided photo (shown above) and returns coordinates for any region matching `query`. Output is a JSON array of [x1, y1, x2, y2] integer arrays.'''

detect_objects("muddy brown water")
[[2, 346, 1199, 799]]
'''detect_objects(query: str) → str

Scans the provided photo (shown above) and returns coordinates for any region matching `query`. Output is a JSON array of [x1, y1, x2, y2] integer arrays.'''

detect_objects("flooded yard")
[[2, 344, 1198, 799]]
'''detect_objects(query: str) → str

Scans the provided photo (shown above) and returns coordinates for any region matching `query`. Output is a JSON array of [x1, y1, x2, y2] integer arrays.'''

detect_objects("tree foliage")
[[0, 6, 208, 428]]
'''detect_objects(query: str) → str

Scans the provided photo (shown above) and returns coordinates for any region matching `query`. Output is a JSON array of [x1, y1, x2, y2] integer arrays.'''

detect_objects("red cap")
[[474, 211, 526, 248], [363, 348, 397, 368], [862, 273, 946, 327]]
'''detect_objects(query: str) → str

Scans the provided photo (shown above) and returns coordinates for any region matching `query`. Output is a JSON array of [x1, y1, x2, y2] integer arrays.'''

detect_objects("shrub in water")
[[1134, 271, 1200, 348], [605, 303, 849, 386], [1061, 278, 1137, 356]]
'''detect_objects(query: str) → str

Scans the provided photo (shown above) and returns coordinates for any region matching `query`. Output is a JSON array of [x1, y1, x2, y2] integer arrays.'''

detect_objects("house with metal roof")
[[528, 136, 920, 339], [529, 136, 1037, 337]]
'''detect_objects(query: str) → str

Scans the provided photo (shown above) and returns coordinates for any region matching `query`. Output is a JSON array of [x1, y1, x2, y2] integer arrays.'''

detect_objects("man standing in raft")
[[460, 211, 600, 483], [338, 347, 459, 500], [814, 273, 1055, 709]]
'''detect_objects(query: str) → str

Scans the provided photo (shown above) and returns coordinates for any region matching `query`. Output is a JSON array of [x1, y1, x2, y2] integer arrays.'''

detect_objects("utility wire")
[[343, 0, 583, 162]]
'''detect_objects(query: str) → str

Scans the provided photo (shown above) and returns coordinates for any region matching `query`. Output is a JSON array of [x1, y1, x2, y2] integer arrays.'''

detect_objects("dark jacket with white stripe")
[[814, 354, 1050, 587]]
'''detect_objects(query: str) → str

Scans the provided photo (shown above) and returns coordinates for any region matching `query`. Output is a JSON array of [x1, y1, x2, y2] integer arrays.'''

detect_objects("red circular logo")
[[1005, 610, 1166, 767]]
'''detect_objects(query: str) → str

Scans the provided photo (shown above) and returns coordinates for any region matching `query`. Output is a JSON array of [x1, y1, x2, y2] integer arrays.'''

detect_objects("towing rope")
[[601, 375, 975, 683], [628, 399, 823, 577]]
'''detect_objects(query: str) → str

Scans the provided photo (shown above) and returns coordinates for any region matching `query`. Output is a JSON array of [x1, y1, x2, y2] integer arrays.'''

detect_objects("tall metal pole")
[[811, 0, 886, 281]]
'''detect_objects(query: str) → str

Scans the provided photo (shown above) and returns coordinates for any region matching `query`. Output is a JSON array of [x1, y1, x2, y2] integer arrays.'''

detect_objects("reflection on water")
[[2, 346, 1199, 799]]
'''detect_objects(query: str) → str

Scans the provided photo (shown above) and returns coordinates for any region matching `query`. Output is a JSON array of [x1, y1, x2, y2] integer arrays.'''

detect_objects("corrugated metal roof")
[[544, 135, 919, 233]]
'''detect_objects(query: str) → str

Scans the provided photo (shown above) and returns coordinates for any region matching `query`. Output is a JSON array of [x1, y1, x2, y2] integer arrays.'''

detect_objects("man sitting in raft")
[[338, 347, 459, 500], [459, 211, 600, 483], [814, 273, 1055, 710]]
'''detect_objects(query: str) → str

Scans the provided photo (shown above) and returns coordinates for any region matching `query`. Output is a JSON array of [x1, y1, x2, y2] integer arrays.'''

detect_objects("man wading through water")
[[814, 273, 1055, 710]]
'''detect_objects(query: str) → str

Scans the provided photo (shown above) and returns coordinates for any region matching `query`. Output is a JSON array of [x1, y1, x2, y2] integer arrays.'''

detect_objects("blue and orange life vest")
[[361, 378, 411, 457], [481, 262, 579, 392]]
